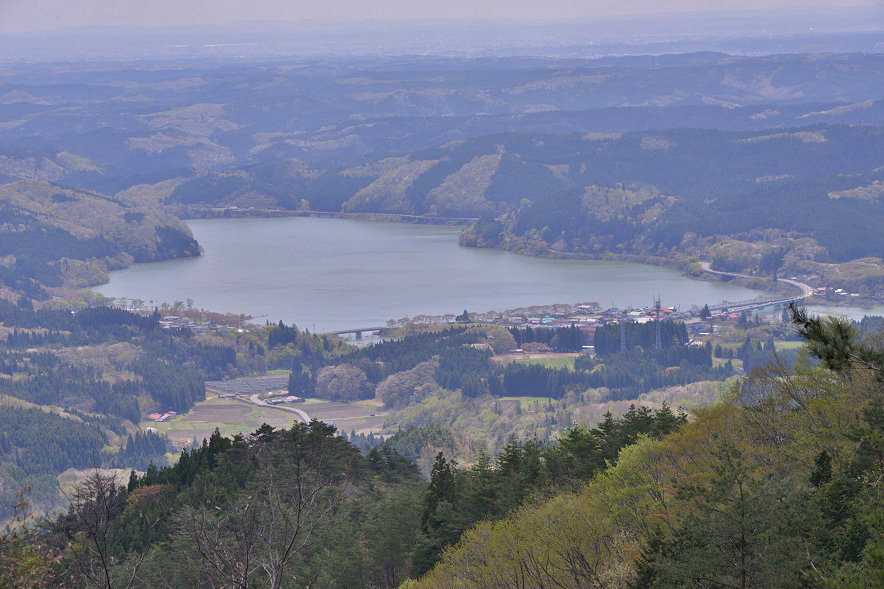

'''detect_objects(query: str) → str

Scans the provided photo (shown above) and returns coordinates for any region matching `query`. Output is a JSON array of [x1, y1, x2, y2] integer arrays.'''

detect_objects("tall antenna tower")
[[654, 296, 662, 349]]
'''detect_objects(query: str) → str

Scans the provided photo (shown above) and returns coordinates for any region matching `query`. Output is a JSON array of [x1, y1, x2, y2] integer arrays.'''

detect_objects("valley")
[[1, 13, 883, 587]]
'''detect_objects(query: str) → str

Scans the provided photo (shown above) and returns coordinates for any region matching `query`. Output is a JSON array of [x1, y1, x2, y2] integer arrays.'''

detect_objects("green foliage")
[[0, 405, 110, 520], [791, 302, 884, 378], [593, 320, 689, 356], [409, 406, 687, 576], [410, 299, 884, 589], [509, 324, 584, 352], [383, 425, 456, 462]]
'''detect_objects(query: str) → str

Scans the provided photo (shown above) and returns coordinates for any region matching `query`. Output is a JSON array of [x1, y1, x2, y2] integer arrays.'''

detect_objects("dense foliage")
[[0, 303, 220, 419], [2, 309, 881, 588], [0, 302, 250, 519], [412, 310, 884, 589]]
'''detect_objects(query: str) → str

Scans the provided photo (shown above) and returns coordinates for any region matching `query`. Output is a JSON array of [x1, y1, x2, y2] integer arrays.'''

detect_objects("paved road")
[[699, 262, 814, 298], [248, 393, 310, 424]]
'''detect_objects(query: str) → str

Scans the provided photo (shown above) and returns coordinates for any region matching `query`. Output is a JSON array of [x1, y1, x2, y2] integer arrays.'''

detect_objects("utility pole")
[[654, 296, 662, 349]]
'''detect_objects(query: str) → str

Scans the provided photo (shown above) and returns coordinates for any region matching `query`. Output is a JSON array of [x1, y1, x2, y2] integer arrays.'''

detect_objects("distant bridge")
[[323, 326, 387, 339], [698, 262, 812, 315], [707, 295, 806, 314]]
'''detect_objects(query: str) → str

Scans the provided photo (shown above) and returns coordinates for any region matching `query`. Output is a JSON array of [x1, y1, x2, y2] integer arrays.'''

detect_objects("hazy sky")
[[0, 0, 881, 33]]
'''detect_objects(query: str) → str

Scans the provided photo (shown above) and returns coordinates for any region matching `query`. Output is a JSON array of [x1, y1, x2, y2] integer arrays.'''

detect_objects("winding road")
[[248, 393, 310, 424], [699, 262, 814, 299]]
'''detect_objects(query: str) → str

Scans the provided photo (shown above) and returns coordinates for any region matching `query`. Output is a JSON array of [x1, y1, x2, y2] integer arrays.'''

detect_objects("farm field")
[[492, 353, 579, 369], [141, 396, 299, 449], [713, 357, 743, 370], [306, 399, 388, 434], [774, 340, 806, 350], [143, 395, 389, 449]]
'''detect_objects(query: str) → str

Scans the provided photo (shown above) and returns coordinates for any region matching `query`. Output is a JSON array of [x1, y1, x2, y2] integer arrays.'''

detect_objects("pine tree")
[[422, 452, 457, 528]]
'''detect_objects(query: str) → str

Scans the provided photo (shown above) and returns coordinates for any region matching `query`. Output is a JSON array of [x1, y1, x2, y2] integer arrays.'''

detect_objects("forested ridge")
[[0, 182, 200, 299], [0, 301, 241, 520], [1, 307, 881, 588], [287, 321, 734, 407], [167, 125, 884, 265], [156, 123, 884, 300]]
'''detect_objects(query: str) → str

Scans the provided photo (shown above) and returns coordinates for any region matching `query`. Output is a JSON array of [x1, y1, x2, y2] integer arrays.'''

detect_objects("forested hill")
[[0, 180, 199, 299], [4, 311, 881, 588], [0, 301, 241, 520], [168, 124, 884, 263]]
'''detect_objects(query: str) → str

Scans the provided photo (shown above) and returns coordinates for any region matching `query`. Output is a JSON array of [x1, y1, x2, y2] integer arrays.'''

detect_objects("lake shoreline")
[[82, 212, 881, 317], [93, 217, 775, 329], [176, 206, 476, 227], [175, 208, 809, 299], [179, 209, 880, 310]]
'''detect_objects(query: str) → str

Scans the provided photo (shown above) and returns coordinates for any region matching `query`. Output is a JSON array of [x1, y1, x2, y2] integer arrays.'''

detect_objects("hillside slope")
[[0, 180, 199, 298]]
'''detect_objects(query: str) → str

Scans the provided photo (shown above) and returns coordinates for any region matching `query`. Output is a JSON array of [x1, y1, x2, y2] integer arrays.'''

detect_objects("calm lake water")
[[96, 217, 775, 331]]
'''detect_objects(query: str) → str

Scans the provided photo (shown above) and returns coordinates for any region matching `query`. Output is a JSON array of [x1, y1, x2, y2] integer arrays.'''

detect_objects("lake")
[[96, 217, 773, 331]]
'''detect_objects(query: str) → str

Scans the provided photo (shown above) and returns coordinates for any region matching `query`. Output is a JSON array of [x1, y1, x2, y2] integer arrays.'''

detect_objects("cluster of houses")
[[457, 299, 793, 351], [159, 315, 236, 332], [814, 286, 861, 299], [147, 410, 177, 422], [490, 303, 686, 344]]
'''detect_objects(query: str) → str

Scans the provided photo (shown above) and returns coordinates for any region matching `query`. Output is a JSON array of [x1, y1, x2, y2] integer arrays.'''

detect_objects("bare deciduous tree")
[[181, 422, 354, 589], [61, 470, 162, 589]]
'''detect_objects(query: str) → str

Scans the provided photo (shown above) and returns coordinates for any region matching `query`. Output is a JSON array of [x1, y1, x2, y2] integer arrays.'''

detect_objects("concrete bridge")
[[323, 326, 387, 339], [698, 261, 813, 314], [708, 295, 806, 314]]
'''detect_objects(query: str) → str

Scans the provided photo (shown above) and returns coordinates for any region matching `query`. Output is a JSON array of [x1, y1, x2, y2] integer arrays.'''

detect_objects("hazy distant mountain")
[[1, 50, 882, 297], [2, 6, 882, 62], [1, 52, 883, 192]]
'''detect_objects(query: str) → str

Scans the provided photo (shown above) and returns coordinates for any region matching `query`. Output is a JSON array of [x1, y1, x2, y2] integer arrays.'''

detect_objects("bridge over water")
[[707, 295, 806, 314], [698, 262, 813, 315], [322, 326, 387, 339]]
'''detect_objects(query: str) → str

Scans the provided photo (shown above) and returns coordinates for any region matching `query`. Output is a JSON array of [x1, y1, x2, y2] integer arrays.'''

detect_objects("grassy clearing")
[[774, 340, 806, 350], [494, 353, 579, 369], [515, 356, 577, 369], [0, 393, 37, 409], [713, 357, 744, 370], [303, 398, 388, 434]]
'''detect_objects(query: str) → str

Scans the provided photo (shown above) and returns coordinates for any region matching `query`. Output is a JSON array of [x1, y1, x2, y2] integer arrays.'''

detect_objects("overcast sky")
[[0, 0, 881, 33]]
